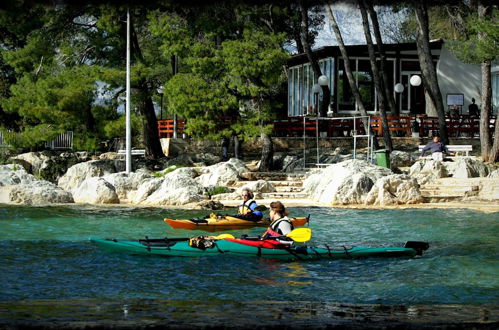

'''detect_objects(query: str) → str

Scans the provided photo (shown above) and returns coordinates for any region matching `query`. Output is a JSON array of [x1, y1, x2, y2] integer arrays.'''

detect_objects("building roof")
[[288, 40, 444, 66]]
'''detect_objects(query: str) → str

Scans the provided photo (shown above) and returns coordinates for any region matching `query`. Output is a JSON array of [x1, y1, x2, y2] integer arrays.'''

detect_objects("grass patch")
[[206, 186, 230, 196], [152, 165, 185, 178]]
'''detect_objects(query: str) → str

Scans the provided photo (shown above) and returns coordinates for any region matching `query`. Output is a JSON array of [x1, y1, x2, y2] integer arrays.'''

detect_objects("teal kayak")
[[90, 237, 429, 261]]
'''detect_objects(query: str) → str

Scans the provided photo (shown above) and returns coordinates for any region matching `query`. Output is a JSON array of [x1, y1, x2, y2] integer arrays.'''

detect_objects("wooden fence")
[[272, 115, 496, 138], [158, 119, 186, 138], [157, 115, 496, 139]]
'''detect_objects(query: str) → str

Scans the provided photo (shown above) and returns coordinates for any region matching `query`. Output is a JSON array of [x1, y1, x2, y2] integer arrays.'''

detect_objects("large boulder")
[[409, 158, 493, 184], [445, 158, 492, 178], [10, 151, 90, 183], [0, 165, 73, 205], [72, 177, 119, 204], [489, 169, 499, 178], [238, 180, 276, 196], [103, 170, 152, 200], [140, 167, 205, 206], [0, 181, 74, 205], [390, 150, 418, 168], [303, 159, 392, 205], [58, 160, 119, 193], [127, 178, 164, 204], [409, 160, 447, 185], [0, 164, 37, 186], [196, 158, 247, 187], [165, 152, 221, 167], [365, 174, 423, 205]]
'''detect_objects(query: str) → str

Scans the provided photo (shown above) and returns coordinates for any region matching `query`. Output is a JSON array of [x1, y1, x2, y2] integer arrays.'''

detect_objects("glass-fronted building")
[[287, 40, 496, 118]]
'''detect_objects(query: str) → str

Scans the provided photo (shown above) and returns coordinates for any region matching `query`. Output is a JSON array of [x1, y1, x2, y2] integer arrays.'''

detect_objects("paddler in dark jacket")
[[263, 201, 294, 244], [233, 188, 263, 222]]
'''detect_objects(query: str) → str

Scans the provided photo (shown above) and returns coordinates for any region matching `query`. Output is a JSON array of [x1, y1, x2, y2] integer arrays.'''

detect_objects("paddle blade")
[[285, 228, 312, 242], [214, 233, 235, 240]]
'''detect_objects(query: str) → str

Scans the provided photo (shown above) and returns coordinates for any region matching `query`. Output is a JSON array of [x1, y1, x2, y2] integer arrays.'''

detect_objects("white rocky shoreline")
[[0, 150, 498, 212]]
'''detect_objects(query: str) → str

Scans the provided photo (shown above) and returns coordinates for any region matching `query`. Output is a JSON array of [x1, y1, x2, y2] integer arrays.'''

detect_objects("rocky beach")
[[1, 145, 498, 213]]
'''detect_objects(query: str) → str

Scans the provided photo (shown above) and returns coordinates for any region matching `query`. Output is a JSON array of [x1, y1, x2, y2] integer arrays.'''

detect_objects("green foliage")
[[153, 165, 185, 177], [1, 125, 60, 150], [448, 8, 499, 64], [205, 186, 230, 196], [222, 29, 289, 97], [0, 3, 295, 154]]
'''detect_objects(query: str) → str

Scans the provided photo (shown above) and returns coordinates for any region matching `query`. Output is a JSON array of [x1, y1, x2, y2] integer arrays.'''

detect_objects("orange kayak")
[[164, 215, 309, 232]]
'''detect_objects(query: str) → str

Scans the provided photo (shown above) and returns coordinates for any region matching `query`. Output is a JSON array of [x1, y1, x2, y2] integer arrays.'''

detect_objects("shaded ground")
[[1, 299, 497, 329]]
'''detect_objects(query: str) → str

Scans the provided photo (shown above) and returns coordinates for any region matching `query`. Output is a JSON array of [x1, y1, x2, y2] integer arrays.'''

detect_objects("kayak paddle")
[[210, 233, 235, 240], [283, 227, 312, 242]]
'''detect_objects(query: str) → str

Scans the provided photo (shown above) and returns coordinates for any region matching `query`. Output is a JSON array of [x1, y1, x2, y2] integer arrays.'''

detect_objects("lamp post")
[[318, 75, 328, 117], [312, 83, 322, 115], [157, 85, 164, 120]]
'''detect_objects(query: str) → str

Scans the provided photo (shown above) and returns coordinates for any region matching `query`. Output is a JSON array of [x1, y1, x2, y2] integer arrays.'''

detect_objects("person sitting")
[[262, 201, 294, 245], [420, 136, 453, 161], [233, 188, 263, 222]]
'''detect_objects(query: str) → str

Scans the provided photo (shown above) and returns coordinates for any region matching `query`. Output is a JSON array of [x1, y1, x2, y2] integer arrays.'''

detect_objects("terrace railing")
[[272, 115, 496, 138], [158, 119, 186, 138], [45, 131, 73, 150]]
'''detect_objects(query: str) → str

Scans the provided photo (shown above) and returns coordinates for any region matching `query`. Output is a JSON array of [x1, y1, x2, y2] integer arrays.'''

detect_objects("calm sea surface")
[[0, 205, 498, 327]]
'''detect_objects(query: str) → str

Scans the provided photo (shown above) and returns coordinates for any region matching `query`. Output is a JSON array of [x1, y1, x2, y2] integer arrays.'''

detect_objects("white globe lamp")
[[318, 75, 328, 87], [410, 75, 422, 87], [394, 83, 404, 93]]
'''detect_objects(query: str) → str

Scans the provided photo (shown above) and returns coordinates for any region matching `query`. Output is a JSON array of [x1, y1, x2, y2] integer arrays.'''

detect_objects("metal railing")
[[45, 131, 73, 150]]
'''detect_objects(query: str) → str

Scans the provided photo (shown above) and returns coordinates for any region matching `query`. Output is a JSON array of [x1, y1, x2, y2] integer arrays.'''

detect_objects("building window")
[[287, 58, 334, 117], [336, 58, 395, 113], [492, 70, 499, 115], [337, 59, 356, 111]]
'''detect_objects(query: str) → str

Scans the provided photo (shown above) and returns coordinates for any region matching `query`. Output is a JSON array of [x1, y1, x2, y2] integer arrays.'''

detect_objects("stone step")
[[420, 186, 478, 193], [260, 192, 309, 199], [232, 180, 303, 188], [240, 171, 308, 181], [420, 190, 479, 198], [275, 186, 304, 193], [422, 183, 480, 189]]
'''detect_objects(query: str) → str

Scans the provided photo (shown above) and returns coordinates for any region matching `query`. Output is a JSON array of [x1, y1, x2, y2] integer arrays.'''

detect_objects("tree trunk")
[[480, 60, 492, 161], [359, 0, 393, 151], [299, 1, 330, 118], [259, 132, 274, 171], [233, 134, 240, 159], [489, 115, 499, 162], [478, 2, 493, 161], [324, 3, 379, 150], [414, 2, 449, 144], [366, 2, 398, 116], [130, 19, 163, 159]]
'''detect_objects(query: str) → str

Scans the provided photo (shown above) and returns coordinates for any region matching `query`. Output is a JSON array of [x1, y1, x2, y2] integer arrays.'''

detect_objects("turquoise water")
[[0, 205, 498, 325]]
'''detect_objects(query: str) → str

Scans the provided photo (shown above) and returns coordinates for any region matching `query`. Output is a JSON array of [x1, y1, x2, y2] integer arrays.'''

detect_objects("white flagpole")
[[125, 9, 132, 173]]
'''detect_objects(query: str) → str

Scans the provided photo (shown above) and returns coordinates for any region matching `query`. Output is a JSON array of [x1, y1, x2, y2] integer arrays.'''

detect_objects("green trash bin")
[[375, 149, 390, 168]]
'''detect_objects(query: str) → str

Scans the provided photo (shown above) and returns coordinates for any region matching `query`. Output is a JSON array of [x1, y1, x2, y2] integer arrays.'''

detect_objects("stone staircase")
[[419, 178, 481, 202], [233, 171, 309, 200]]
